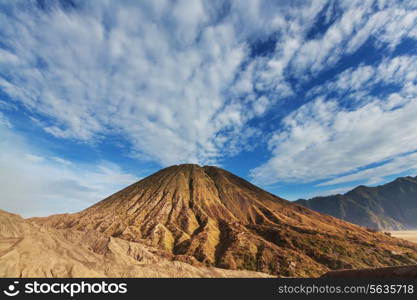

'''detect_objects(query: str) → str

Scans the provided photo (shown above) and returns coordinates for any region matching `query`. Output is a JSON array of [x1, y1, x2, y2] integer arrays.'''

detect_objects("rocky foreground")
[[0, 210, 271, 277]]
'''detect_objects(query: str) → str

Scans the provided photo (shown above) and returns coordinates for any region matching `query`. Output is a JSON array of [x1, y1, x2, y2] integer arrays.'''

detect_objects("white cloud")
[[1, 0, 276, 166], [331, 55, 417, 95], [344, 7, 417, 52], [3, 0, 397, 167], [305, 54, 417, 110], [290, 2, 373, 76], [251, 47, 417, 186], [0, 0, 416, 174], [52, 156, 73, 166], [0, 126, 139, 217], [319, 152, 417, 186], [24, 154, 44, 163], [0, 112, 12, 128], [253, 96, 270, 116], [288, 2, 417, 78], [251, 84, 417, 185]]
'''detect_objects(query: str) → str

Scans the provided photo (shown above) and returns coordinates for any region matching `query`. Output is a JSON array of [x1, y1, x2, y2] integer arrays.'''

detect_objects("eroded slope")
[[33, 165, 417, 277]]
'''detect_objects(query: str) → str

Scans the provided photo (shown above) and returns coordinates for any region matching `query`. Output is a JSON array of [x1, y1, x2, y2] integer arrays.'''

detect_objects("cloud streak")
[[5, 0, 400, 166], [0, 125, 139, 217], [2, 0, 303, 166], [251, 54, 417, 186]]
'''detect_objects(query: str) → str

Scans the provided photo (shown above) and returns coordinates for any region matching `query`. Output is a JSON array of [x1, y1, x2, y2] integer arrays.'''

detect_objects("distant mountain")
[[296, 176, 417, 230], [31, 164, 417, 277]]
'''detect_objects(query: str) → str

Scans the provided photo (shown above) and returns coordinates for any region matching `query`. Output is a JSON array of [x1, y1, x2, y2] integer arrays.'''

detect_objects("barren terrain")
[[390, 230, 417, 244], [0, 210, 271, 278], [31, 164, 417, 277]]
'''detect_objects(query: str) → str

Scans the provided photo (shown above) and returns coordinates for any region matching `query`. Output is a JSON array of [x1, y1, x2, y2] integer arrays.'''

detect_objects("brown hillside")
[[33, 164, 417, 277], [0, 210, 271, 278]]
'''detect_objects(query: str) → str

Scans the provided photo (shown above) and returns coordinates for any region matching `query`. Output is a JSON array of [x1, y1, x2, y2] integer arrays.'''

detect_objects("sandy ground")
[[389, 230, 417, 243]]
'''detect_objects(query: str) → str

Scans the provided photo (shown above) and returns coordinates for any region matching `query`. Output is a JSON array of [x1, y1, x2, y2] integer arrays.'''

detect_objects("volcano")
[[33, 164, 417, 277]]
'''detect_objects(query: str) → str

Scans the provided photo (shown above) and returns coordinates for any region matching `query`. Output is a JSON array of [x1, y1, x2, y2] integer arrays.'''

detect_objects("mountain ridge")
[[296, 175, 417, 230]]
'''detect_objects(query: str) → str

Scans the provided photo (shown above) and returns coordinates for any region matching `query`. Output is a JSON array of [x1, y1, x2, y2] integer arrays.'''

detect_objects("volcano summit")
[[29, 164, 417, 277]]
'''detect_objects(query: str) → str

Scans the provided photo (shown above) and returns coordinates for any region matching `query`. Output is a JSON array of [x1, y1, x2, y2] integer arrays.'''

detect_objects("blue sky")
[[1, 0, 417, 217]]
